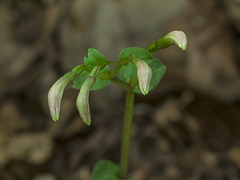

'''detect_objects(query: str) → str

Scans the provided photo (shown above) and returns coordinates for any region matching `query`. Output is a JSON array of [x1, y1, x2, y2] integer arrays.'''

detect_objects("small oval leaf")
[[92, 160, 134, 180], [84, 48, 109, 69], [119, 47, 153, 64], [72, 66, 111, 90]]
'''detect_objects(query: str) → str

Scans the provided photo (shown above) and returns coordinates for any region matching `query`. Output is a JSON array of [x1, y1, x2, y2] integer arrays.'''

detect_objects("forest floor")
[[0, 0, 240, 180]]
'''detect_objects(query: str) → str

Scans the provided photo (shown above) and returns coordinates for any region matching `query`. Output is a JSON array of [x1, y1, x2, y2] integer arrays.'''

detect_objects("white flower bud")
[[167, 30, 187, 50], [76, 66, 100, 126], [133, 59, 152, 95], [48, 72, 75, 121]]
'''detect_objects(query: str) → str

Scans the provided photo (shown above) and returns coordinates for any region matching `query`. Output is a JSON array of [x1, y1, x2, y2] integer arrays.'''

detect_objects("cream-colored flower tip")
[[167, 31, 187, 50]]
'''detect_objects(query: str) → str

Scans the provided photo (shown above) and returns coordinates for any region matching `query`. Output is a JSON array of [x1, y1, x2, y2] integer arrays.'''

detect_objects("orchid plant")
[[48, 31, 187, 180]]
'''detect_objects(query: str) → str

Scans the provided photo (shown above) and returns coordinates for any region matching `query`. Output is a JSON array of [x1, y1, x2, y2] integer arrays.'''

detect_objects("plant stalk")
[[119, 90, 135, 179], [111, 77, 132, 91]]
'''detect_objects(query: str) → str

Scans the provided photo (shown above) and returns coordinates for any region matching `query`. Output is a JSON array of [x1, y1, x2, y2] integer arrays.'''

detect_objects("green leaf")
[[146, 30, 187, 53], [72, 66, 111, 90], [119, 61, 138, 87], [120, 58, 166, 94], [92, 160, 134, 180], [84, 48, 109, 69], [119, 47, 153, 64]]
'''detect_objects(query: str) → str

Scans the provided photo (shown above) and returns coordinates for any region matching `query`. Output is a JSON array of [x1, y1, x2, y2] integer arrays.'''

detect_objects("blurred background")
[[0, 0, 240, 179]]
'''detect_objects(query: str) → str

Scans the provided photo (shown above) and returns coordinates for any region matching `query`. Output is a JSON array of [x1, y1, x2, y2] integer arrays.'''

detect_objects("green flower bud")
[[48, 72, 75, 121], [132, 59, 152, 95], [146, 30, 187, 52], [76, 66, 100, 126]]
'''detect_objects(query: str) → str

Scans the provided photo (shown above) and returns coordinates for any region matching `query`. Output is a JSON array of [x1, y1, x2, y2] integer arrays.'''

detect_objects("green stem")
[[119, 90, 135, 179], [111, 77, 132, 91], [110, 65, 121, 78], [108, 61, 120, 65]]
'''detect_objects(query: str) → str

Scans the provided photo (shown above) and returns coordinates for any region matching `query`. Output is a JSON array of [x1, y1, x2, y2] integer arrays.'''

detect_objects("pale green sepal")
[[76, 66, 100, 126], [72, 65, 86, 75], [48, 72, 75, 121], [92, 160, 135, 180]]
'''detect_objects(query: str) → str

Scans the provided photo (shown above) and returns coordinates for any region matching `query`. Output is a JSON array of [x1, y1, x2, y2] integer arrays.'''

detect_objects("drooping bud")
[[48, 72, 75, 121], [76, 66, 100, 126], [132, 59, 152, 95], [146, 30, 187, 52], [167, 31, 187, 50]]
